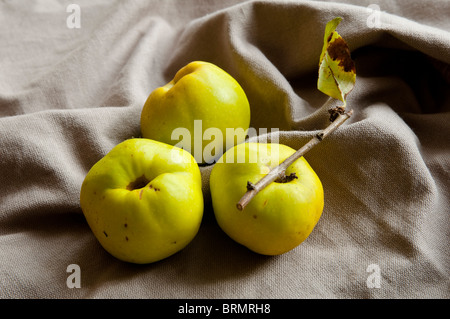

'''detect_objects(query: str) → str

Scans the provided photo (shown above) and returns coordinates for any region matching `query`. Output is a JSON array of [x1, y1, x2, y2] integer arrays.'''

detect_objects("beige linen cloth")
[[1, 0, 449, 299]]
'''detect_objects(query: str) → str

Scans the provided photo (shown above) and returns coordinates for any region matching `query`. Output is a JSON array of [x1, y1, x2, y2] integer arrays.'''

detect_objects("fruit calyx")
[[246, 172, 298, 193], [275, 172, 298, 183], [126, 175, 150, 191]]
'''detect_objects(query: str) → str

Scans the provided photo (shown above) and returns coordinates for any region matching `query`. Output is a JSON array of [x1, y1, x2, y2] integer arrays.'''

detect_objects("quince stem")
[[236, 106, 353, 211]]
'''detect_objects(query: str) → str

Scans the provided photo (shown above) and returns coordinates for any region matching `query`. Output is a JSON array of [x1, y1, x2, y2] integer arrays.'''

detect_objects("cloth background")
[[0, 0, 449, 299]]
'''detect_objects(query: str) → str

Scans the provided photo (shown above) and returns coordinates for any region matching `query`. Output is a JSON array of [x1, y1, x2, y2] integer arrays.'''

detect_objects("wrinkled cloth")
[[0, 0, 449, 299]]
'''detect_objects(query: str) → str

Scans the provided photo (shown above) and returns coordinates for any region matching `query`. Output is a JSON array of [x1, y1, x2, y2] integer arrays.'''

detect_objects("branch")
[[236, 109, 353, 211]]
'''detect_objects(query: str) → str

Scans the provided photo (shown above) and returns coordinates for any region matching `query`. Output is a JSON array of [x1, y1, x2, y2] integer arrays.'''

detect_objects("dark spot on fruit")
[[263, 200, 268, 207], [172, 241, 177, 244], [125, 236, 129, 241], [103, 231, 108, 237], [149, 184, 160, 191], [253, 215, 257, 219], [124, 223, 128, 228]]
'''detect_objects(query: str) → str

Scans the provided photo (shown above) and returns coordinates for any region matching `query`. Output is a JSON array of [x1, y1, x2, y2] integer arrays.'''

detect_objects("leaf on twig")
[[318, 17, 356, 111]]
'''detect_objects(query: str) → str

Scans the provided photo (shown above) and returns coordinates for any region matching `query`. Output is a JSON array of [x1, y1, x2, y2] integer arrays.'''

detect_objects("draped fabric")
[[1, 0, 449, 298]]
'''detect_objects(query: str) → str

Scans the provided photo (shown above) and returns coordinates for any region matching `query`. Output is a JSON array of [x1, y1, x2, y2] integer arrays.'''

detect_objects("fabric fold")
[[0, 0, 448, 299]]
